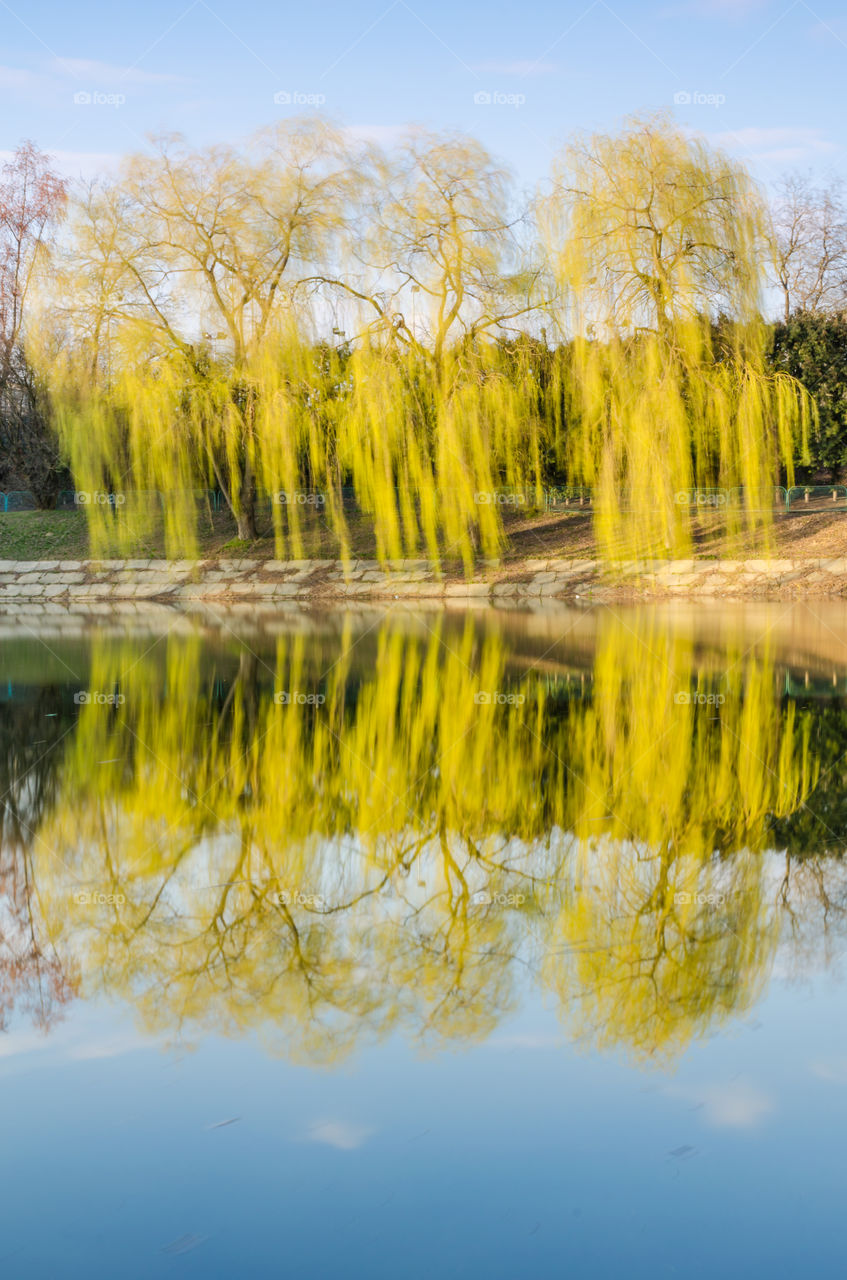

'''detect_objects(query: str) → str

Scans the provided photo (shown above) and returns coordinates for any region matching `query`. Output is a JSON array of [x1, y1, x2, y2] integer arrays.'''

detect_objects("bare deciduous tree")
[[771, 171, 847, 321], [0, 141, 67, 499]]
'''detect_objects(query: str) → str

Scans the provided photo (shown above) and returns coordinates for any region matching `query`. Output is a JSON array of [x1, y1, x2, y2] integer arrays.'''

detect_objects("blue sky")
[[2, 0, 846, 194]]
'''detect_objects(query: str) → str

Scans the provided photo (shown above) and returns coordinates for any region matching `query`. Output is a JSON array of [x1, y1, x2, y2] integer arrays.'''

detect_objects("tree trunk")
[[236, 484, 258, 541]]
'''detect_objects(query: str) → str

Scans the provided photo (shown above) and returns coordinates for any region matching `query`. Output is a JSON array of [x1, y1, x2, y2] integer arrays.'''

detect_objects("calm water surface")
[[1, 601, 846, 1278]]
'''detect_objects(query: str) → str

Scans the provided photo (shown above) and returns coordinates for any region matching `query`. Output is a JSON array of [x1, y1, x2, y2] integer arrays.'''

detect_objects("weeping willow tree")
[[33, 120, 362, 554], [31, 123, 548, 564], [541, 115, 815, 559]]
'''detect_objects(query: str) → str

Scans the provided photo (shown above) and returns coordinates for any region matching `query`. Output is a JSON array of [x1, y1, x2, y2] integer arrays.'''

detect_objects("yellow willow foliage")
[[542, 613, 818, 1061], [565, 615, 817, 852], [542, 838, 777, 1062], [334, 343, 545, 567], [41, 331, 545, 566], [28, 612, 819, 1062], [544, 116, 815, 559]]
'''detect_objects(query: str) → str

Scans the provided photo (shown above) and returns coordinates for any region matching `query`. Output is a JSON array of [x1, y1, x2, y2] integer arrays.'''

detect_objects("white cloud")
[[0, 150, 122, 181], [51, 57, 183, 85], [343, 124, 411, 147], [0, 1029, 51, 1059], [0, 65, 42, 90], [50, 150, 123, 180], [669, 1078, 775, 1128], [486, 1033, 564, 1050], [302, 1120, 374, 1150], [0, 57, 182, 101], [0, 1024, 146, 1063], [67, 1033, 146, 1060], [710, 126, 838, 166]]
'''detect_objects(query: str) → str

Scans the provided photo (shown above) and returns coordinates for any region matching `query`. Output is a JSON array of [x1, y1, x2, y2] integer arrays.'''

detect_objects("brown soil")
[[500, 508, 847, 562]]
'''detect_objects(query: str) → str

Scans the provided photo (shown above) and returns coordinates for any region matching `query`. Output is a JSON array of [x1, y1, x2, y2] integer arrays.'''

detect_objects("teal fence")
[[2, 484, 844, 516], [786, 484, 847, 512]]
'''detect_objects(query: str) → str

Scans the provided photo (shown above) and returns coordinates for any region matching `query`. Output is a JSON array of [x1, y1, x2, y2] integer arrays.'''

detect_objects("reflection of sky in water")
[[1, 973, 845, 1278]]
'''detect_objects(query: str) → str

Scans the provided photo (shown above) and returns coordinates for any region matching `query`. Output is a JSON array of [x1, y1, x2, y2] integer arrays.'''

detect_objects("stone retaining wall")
[[1, 556, 847, 605]]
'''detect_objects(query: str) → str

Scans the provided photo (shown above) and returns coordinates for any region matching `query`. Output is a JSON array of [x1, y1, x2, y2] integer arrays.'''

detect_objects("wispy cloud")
[[302, 1120, 375, 1150], [51, 57, 184, 85], [0, 65, 41, 90], [0, 149, 122, 180], [343, 124, 413, 147], [810, 1057, 847, 1085], [485, 1033, 564, 1050], [0, 56, 183, 99], [710, 125, 838, 165], [668, 1078, 775, 1128], [67, 1033, 147, 1060]]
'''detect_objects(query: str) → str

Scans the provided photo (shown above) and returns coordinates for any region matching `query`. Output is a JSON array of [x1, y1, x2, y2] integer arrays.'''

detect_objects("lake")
[[1, 600, 846, 1278]]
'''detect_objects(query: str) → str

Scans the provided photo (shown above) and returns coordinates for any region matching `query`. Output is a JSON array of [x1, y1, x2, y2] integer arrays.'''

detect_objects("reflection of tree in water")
[[5, 611, 846, 1061], [0, 690, 78, 1029]]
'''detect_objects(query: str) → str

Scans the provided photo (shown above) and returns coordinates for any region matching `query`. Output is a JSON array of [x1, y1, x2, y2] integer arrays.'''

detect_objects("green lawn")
[[0, 510, 92, 560], [0, 507, 398, 562]]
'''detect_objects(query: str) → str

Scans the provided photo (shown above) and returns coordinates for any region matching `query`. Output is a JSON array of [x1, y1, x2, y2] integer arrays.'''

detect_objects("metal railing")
[[2, 484, 844, 516]]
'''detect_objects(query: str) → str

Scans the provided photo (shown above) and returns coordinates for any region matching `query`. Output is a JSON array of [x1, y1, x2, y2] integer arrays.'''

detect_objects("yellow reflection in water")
[[20, 611, 822, 1062]]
